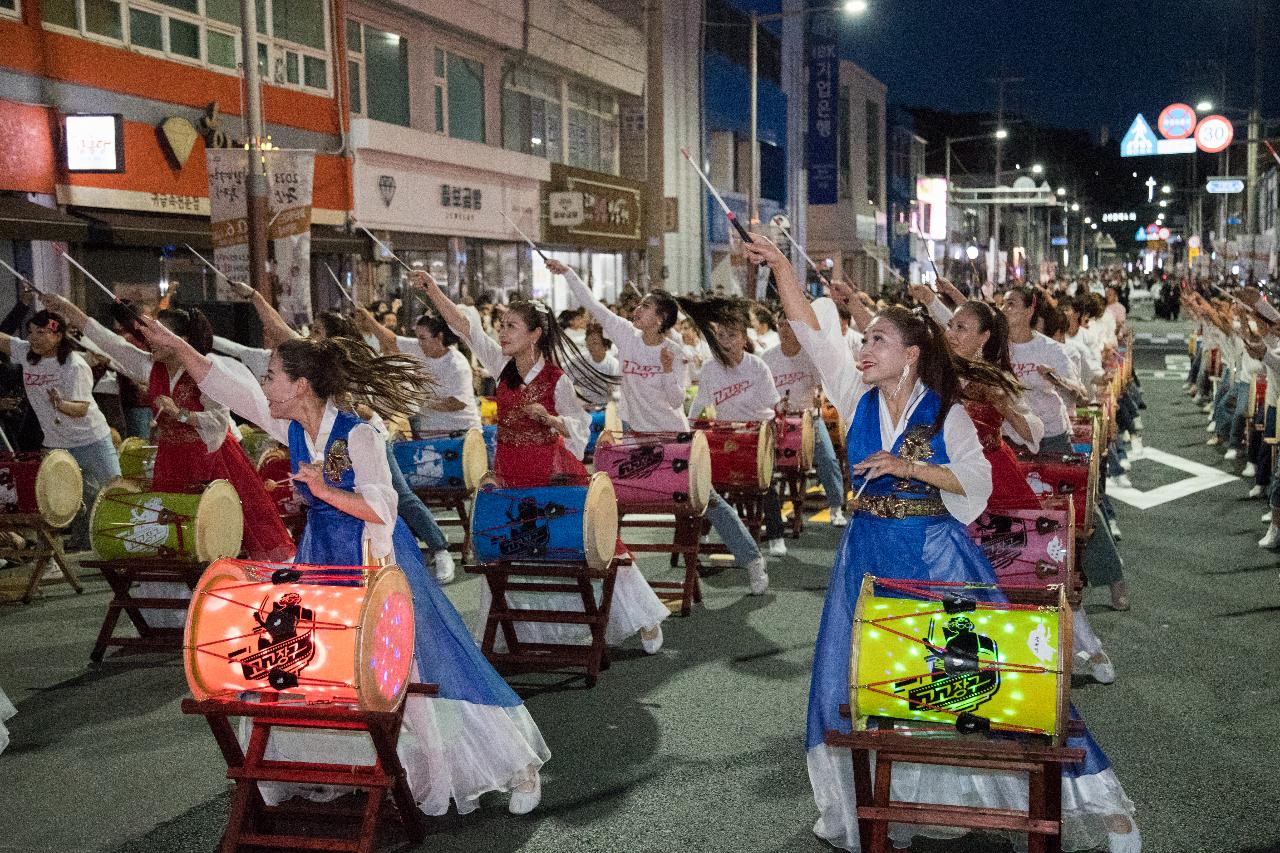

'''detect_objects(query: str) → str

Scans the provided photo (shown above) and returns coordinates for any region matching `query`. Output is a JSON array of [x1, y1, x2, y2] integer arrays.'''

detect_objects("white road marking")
[[1106, 446, 1237, 509]]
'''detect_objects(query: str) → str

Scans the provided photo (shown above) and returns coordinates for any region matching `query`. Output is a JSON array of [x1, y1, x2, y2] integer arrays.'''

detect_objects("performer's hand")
[[354, 307, 378, 333], [228, 279, 255, 300], [292, 462, 326, 492], [154, 395, 180, 419], [740, 234, 786, 268], [39, 292, 73, 315], [908, 283, 936, 305], [852, 450, 911, 481], [660, 346, 674, 373], [544, 259, 570, 276], [407, 269, 439, 293], [826, 277, 856, 308], [136, 314, 185, 351], [524, 402, 552, 425], [46, 387, 62, 407]]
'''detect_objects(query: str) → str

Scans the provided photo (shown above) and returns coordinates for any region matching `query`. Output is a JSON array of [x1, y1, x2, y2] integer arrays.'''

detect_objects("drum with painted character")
[[593, 430, 711, 514], [1017, 452, 1092, 530], [848, 575, 1070, 741], [774, 410, 815, 471], [966, 496, 1075, 588], [690, 419, 774, 491], [184, 558, 414, 711], [470, 472, 617, 571], [0, 450, 83, 528], [393, 427, 490, 491], [89, 478, 244, 561], [238, 425, 281, 466], [117, 436, 158, 480]]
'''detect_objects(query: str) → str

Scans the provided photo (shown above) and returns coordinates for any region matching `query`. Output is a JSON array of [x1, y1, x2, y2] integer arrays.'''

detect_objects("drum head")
[[194, 479, 244, 561], [603, 400, 622, 433], [800, 410, 815, 470], [755, 422, 775, 489], [687, 431, 712, 515], [183, 558, 244, 701], [355, 564, 415, 712], [595, 429, 618, 450], [462, 427, 489, 492], [582, 472, 619, 572], [35, 450, 83, 528]]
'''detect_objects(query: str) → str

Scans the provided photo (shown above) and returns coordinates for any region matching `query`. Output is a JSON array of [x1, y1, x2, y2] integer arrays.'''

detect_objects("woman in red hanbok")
[[44, 294, 294, 561]]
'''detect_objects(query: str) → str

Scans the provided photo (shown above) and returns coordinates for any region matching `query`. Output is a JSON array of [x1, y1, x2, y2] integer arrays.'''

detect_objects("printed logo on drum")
[[622, 359, 662, 378], [892, 615, 999, 714], [229, 592, 316, 690], [973, 513, 1029, 571], [713, 380, 751, 405], [495, 496, 562, 559], [617, 446, 665, 480]]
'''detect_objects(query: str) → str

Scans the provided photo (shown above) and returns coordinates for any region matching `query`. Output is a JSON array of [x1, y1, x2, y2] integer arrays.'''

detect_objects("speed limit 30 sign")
[[1195, 115, 1235, 154]]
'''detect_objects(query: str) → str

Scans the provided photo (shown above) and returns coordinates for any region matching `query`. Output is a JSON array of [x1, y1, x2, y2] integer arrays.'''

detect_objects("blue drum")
[[393, 427, 491, 490], [470, 472, 617, 570]]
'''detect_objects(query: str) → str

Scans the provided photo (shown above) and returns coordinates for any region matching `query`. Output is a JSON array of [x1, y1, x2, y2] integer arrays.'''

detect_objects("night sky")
[[737, 0, 1279, 136]]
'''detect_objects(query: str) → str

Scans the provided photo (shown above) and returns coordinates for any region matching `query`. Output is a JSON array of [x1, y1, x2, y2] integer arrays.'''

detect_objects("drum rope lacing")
[[96, 491, 196, 554]]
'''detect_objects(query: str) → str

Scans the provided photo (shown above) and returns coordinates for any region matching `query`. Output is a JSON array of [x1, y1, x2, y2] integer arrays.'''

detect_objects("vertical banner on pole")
[[806, 10, 839, 206], [267, 150, 315, 327], [206, 149, 315, 324], [206, 148, 250, 299]]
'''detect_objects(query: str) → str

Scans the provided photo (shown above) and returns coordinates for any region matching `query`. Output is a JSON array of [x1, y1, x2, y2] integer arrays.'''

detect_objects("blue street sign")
[[1227, 215, 1242, 225], [1051, 236, 1069, 246], [1206, 179, 1245, 194], [1120, 114, 1157, 157]]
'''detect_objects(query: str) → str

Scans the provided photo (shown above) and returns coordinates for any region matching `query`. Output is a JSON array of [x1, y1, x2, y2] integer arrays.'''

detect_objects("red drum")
[[593, 430, 712, 513], [184, 559, 415, 711], [821, 398, 845, 451], [1016, 453, 1091, 529], [774, 411, 815, 471], [257, 448, 303, 519], [967, 498, 1075, 587], [691, 420, 775, 491], [0, 450, 82, 528]]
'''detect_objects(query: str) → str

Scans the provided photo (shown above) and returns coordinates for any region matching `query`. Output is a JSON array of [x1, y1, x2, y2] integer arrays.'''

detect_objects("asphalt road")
[[0, 318, 1276, 853]]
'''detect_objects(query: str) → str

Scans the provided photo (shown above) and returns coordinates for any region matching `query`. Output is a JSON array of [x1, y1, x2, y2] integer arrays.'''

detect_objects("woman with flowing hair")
[[135, 317, 551, 816], [743, 236, 1140, 853]]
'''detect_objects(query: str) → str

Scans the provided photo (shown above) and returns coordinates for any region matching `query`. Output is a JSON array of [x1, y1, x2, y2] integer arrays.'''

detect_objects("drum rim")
[[354, 564, 413, 712], [461, 427, 487, 492], [800, 410, 815, 470], [583, 472, 618, 572], [35, 449, 83, 528], [195, 479, 244, 562], [755, 422, 775, 489], [687, 430, 711, 515]]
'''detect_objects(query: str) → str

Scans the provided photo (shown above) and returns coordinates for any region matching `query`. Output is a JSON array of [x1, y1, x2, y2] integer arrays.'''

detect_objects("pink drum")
[[774, 411, 815, 472], [966, 498, 1075, 587], [593, 431, 711, 514]]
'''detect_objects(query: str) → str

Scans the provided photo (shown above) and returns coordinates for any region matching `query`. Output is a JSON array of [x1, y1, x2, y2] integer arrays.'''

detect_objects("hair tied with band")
[[529, 300, 551, 317]]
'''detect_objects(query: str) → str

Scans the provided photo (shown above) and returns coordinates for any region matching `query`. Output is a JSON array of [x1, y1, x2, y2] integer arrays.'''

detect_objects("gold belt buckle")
[[892, 502, 907, 519]]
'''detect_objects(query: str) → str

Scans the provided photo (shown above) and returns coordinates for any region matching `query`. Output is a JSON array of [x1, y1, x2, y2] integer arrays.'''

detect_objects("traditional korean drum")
[[774, 411, 815, 471], [117, 436, 157, 480], [593, 430, 712, 513], [821, 398, 846, 451], [471, 471, 617, 571], [393, 427, 489, 491], [966, 497, 1075, 587], [89, 478, 244, 561], [256, 448, 304, 518], [848, 576, 1069, 740], [1017, 452, 1092, 529], [184, 558, 414, 711], [238, 426, 280, 466], [0, 450, 82, 528], [690, 420, 775, 491]]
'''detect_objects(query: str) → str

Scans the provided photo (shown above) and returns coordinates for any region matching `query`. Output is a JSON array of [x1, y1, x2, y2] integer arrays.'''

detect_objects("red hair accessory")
[[43, 319, 60, 333]]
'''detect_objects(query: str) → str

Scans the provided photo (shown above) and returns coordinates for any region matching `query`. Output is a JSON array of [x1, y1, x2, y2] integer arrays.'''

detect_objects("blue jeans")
[[1214, 380, 1248, 447], [385, 445, 448, 554], [705, 490, 762, 566], [62, 435, 123, 551], [125, 407, 151, 440], [812, 418, 846, 509]]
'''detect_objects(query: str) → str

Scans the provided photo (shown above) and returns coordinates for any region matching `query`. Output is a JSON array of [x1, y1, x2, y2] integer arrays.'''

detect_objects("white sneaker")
[[433, 549, 455, 584], [1119, 457, 1132, 471], [1263, 510, 1274, 524], [1243, 463, 1257, 479], [1129, 436, 1144, 458], [640, 624, 664, 654], [1109, 474, 1133, 489], [746, 556, 769, 595], [1248, 483, 1264, 498], [830, 507, 848, 527], [767, 537, 787, 557], [1089, 651, 1116, 685], [1206, 420, 1217, 433], [1206, 436, 1221, 446], [1108, 518, 1122, 540], [508, 770, 542, 815], [1132, 416, 1144, 431], [1201, 403, 1212, 413], [1224, 448, 1239, 461], [1260, 525, 1280, 549]]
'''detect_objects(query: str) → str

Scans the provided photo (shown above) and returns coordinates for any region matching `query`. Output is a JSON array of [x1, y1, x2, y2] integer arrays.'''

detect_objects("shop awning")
[[311, 225, 369, 256], [78, 208, 214, 249], [0, 195, 89, 243]]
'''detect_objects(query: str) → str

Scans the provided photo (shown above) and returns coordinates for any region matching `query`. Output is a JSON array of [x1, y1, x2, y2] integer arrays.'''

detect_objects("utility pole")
[[644, 0, 665, 288], [748, 10, 759, 231], [240, 0, 270, 300], [988, 74, 1022, 284], [1245, 0, 1263, 268]]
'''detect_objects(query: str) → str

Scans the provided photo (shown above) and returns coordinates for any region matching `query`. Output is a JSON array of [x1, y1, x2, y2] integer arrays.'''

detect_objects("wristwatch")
[[178, 411, 190, 424]]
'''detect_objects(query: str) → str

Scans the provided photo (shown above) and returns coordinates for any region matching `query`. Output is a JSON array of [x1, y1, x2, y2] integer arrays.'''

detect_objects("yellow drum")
[[849, 576, 1069, 740], [89, 478, 244, 561], [117, 436, 158, 480], [0, 450, 83, 528]]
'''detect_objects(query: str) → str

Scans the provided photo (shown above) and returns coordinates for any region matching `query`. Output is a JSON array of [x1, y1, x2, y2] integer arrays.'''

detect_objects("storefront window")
[[533, 249, 626, 313], [567, 84, 617, 175]]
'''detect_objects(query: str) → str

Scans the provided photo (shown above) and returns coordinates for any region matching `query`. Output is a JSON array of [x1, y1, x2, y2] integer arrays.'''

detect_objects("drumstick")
[[356, 225, 415, 274], [184, 243, 244, 290], [771, 220, 829, 288], [323, 262, 356, 305], [499, 211, 549, 262], [680, 146, 753, 245], [0, 258, 39, 294], [909, 224, 942, 293], [58, 250, 119, 304], [0, 422, 13, 453]]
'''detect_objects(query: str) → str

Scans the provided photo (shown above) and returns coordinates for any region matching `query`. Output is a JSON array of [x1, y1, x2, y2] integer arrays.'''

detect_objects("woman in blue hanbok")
[[743, 238, 1139, 853], [138, 317, 548, 817]]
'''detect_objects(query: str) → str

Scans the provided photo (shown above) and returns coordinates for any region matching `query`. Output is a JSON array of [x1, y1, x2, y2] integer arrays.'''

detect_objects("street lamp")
[[994, 128, 1009, 140], [1031, 163, 1044, 175], [1161, 184, 1172, 194], [1070, 202, 1080, 212], [747, 1, 867, 229], [1083, 216, 1092, 224], [1196, 100, 1214, 112]]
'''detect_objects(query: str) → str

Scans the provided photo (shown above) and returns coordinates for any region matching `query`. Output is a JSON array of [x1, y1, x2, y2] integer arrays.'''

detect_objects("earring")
[[892, 362, 910, 400]]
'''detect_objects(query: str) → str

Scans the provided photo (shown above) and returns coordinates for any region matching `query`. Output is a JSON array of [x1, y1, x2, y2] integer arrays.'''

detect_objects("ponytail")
[[674, 295, 750, 367], [276, 336, 433, 420], [157, 307, 214, 356]]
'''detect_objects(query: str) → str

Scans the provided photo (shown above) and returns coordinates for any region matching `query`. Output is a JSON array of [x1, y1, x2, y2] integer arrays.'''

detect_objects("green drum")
[[238, 426, 281, 466], [89, 478, 243, 561], [117, 436, 158, 481]]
